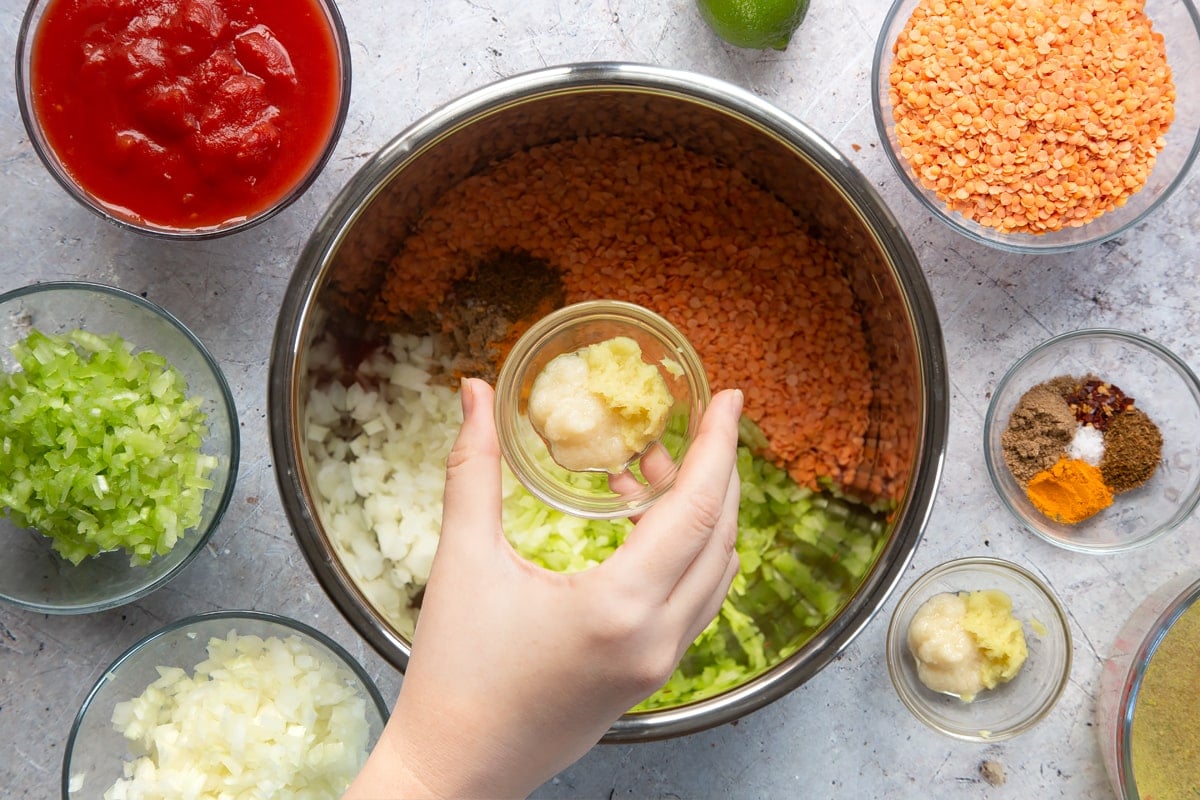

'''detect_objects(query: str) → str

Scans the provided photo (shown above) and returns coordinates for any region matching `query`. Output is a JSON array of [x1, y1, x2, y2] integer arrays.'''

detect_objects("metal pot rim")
[[268, 61, 948, 742]]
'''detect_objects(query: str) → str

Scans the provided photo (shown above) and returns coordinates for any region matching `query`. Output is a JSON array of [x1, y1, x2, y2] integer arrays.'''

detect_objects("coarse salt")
[[1068, 424, 1105, 466]]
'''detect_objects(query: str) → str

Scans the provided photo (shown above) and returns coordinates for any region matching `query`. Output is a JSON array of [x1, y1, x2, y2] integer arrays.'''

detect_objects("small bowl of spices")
[[495, 300, 711, 519], [886, 557, 1072, 741], [872, 0, 1200, 253], [984, 329, 1200, 553]]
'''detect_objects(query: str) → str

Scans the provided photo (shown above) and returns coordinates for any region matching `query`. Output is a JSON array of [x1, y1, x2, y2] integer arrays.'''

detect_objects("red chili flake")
[[1066, 379, 1135, 431]]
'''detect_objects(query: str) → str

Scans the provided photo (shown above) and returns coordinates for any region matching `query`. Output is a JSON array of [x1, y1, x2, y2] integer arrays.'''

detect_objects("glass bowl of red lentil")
[[872, 0, 1200, 253], [983, 329, 1200, 552], [494, 300, 711, 519], [16, 0, 352, 239], [270, 63, 950, 741]]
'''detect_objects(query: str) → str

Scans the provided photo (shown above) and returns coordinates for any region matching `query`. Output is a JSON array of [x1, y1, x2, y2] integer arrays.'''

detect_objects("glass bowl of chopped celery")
[[63, 610, 389, 799], [983, 329, 1200, 553], [0, 282, 239, 614], [886, 557, 1072, 742], [872, 0, 1200, 253]]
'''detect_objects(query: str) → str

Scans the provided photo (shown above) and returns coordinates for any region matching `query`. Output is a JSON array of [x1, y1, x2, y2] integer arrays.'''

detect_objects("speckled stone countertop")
[[4, 2, 1200, 798]]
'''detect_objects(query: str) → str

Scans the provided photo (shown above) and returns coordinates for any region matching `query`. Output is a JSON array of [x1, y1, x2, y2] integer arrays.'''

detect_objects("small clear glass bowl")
[[872, 0, 1200, 253], [63, 610, 390, 799], [983, 329, 1200, 553], [16, 0, 351, 239], [1098, 572, 1200, 799], [886, 557, 1072, 742], [495, 300, 711, 519], [0, 282, 239, 613]]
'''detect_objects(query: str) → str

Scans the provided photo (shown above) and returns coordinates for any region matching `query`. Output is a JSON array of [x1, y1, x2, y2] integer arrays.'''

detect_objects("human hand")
[[343, 378, 743, 800]]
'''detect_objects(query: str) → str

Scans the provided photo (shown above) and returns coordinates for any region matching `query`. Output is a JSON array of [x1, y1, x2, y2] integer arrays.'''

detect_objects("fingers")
[[436, 378, 504, 559], [666, 455, 741, 639], [679, 548, 740, 652], [606, 389, 743, 599], [607, 442, 674, 510], [637, 443, 676, 488]]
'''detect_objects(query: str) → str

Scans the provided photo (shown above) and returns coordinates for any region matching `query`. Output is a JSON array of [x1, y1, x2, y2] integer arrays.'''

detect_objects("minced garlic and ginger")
[[527, 336, 673, 473], [907, 589, 1029, 702]]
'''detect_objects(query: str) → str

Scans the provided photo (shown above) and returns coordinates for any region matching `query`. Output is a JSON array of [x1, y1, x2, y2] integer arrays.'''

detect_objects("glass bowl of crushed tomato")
[[495, 300, 712, 520], [0, 282, 239, 614], [872, 0, 1200, 253], [983, 329, 1200, 553], [17, 0, 351, 238]]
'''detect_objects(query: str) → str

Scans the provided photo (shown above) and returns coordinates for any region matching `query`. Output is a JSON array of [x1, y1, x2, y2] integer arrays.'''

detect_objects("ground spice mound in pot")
[[888, 0, 1175, 234], [1101, 407, 1163, 493], [443, 250, 565, 383], [372, 136, 882, 499]]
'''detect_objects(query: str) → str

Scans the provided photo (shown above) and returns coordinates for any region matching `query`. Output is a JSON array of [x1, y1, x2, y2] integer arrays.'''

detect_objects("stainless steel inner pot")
[[269, 62, 948, 742]]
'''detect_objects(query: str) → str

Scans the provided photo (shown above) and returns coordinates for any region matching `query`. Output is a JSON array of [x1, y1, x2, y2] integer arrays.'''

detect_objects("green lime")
[[696, 0, 810, 51]]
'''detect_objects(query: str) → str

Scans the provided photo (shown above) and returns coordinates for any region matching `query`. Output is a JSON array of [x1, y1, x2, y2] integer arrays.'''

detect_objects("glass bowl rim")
[[1113, 574, 1200, 798], [14, 0, 354, 240], [61, 609, 392, 798], [0, 280, 241, 613], [885, 555, 1073, 742], [494, 298, 712, 520], [870, 0, 1200, 254], [982, 327, 1200, 554]]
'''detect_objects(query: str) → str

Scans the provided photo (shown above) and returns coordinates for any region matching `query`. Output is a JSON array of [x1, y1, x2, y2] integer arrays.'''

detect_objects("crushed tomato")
[[30, 0, 344, 231]]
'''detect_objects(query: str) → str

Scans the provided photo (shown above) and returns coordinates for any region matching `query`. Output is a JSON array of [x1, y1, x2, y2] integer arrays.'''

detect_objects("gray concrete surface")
[[3, 1, 1199, 798]]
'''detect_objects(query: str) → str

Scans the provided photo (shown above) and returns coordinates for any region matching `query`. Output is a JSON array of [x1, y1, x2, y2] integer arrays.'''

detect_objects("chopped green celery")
[[0, 328, 214, 565], [500, 421, 890, 710]]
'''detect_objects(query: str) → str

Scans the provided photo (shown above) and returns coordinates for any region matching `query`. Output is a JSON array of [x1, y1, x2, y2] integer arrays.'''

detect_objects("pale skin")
[[343, 378, 744, 800]]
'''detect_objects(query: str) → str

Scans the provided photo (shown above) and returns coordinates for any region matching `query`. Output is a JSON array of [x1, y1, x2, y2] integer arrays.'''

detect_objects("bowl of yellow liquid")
[[1099, 573, 1200, 799]]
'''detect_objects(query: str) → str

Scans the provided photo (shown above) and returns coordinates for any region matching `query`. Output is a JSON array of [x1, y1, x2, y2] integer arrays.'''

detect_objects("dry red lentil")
[[888, 0, 1175, 234], [371, 136, 895, 500]]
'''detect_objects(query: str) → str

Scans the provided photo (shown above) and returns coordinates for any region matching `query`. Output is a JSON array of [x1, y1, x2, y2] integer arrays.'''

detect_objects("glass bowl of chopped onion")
[[886, 557, 1072, 742], [0, 282, 239, 614], [984, 329, 1200, 553], [872, 0, 1200, 253], [494, 300, 711, 519], [63, 610, 389, 799]]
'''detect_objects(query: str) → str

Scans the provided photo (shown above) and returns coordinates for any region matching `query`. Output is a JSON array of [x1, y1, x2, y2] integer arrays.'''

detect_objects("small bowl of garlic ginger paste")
[[885, 557, 1072, 741], [495, 300, 710, 519]]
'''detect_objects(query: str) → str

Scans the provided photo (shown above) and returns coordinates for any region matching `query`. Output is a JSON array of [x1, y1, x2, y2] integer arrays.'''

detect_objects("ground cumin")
[[442, 250, 565, 383], [371, 136, 885, 500], [1001, 379, 1077, 485], [1101, 406, 1163, 493], [888, 0, 1175, 234], [1026, 456, 1113, 524]]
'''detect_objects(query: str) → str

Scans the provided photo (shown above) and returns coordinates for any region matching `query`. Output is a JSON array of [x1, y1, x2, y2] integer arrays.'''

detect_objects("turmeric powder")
[[1025, 456, 1113, 524]]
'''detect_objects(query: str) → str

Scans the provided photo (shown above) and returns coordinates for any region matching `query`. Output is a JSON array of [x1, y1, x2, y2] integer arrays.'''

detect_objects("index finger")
[[603, 388, 743, 598]]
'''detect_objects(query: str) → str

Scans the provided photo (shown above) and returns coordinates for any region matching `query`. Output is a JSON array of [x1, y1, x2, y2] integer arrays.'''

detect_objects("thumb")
[[437, 378, 504, 556]]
